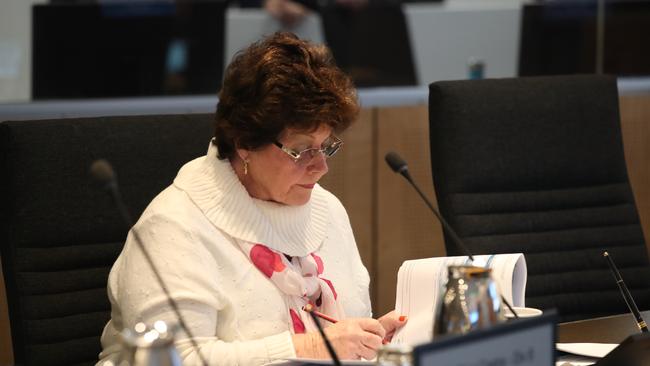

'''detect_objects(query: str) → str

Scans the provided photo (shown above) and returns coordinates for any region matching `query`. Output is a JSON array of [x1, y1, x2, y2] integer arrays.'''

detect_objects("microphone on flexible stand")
[[90, 159, 209, 366], [384, 151, 519, 318], [385, 152, 473, 261]]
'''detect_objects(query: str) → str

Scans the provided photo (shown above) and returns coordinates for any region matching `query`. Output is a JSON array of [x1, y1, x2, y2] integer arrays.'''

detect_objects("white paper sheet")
[[556, 343, 618, 358]]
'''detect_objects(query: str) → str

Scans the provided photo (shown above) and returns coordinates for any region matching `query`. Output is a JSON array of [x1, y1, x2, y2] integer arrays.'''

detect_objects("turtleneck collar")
[[173, 141, 330, 257]]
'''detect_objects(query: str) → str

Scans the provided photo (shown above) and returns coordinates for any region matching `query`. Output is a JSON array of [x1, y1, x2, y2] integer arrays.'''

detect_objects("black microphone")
[[90, 160, 133, 226], [90, 159, 209, 366], [385, 152, 473, 261], [385, 151, 520, 318]]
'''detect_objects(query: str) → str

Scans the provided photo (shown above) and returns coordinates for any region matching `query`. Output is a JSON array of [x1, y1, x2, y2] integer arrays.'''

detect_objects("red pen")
[[302, 304, 338, 324], [302, 304, 391, 344]]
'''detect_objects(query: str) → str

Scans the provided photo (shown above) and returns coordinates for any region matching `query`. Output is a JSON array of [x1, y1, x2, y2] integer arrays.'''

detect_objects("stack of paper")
[[391, 253, 527, 346]]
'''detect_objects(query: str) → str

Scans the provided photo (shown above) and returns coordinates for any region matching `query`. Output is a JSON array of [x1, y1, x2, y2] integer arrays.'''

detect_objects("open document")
[[391, 253, 527, 347]]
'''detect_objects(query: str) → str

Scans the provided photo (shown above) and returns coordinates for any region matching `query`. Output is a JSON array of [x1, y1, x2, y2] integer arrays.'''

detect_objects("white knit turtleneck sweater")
[[97, 143, 372, 366]]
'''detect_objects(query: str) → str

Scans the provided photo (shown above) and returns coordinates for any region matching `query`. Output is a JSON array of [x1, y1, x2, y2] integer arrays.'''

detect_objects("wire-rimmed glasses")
[[273, 135, 343, 166]]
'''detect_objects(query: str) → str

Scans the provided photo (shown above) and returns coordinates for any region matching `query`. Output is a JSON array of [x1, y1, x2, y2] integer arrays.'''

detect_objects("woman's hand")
[[377, 311, 408, 343], [293, 318, 385, 360]]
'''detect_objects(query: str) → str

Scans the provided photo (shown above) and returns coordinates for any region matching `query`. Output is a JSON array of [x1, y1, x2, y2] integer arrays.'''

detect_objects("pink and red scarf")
[[238, 241, 345, 333]]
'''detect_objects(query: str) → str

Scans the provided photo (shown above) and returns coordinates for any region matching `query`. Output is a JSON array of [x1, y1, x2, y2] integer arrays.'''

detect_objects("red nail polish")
[[399, 315, 407, 322]]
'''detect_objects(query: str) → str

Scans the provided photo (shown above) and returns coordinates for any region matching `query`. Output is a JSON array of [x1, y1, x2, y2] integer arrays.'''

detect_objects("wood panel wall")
[[374, 105, 445, 315], [1, 95, 648, 362]]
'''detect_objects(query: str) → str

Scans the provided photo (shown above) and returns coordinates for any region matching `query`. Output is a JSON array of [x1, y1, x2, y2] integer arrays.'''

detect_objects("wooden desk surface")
[[558, 310, 650, 343]]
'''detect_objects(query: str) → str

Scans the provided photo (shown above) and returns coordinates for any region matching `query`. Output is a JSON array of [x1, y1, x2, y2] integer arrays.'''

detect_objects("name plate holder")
[[413, 312, 558, 366]]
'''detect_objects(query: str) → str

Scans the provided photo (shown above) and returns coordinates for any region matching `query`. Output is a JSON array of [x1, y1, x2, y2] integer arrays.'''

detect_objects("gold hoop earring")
[[243, 159, 249, 175]]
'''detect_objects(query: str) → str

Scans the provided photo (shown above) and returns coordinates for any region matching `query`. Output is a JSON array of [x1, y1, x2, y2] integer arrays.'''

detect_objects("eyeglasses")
[[273, 135, 343, 166]]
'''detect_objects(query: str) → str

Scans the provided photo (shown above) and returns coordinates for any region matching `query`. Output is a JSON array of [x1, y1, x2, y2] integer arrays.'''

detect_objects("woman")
[[98, 32, 406, 366]]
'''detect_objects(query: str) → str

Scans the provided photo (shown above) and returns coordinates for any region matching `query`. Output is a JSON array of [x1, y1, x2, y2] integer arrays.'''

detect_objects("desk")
[[558, 310, 650, 343]]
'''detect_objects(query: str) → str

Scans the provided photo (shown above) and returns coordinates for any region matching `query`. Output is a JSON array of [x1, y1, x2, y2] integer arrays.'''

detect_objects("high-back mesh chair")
[[428, 75, 650, 322], [0, 114, 213, 365]]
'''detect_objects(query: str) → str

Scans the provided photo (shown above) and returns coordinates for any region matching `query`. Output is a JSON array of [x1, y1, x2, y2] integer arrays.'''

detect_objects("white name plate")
[[413, 312, 557, 366]]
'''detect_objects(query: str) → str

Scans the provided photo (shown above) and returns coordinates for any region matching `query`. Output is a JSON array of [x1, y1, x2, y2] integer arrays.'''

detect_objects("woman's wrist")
[[292, 332, 326, 359]]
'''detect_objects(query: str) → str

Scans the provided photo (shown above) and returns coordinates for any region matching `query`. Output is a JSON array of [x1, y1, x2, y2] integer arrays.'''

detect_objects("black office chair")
[[428, 75, 650, 322], [0, 114, 213, 366]]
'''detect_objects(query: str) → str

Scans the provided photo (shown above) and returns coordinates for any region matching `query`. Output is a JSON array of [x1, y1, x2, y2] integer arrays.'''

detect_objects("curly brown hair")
[[214, 32, 359, 159]]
